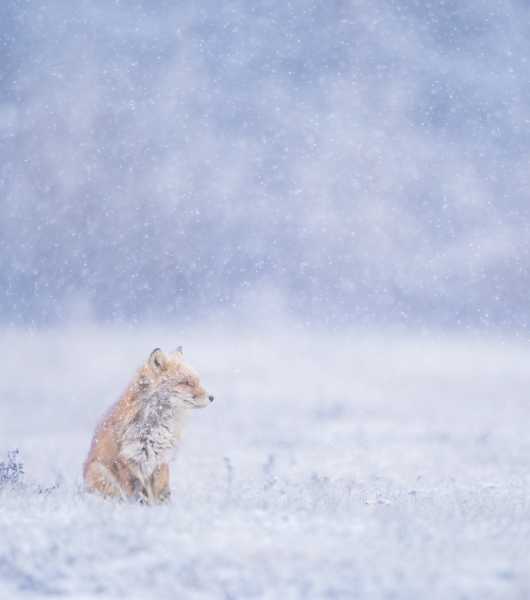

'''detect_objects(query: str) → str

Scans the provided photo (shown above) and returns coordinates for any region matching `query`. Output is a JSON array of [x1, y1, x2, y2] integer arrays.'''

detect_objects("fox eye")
[[181, 381, 191, 386]]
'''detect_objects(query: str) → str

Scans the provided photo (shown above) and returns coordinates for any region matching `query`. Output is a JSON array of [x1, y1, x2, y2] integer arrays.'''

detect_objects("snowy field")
[[0, 324, 529, 599]]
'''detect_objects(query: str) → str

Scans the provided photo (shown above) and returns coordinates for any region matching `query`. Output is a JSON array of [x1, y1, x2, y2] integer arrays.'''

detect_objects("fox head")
[[140, 347, 214, 409]]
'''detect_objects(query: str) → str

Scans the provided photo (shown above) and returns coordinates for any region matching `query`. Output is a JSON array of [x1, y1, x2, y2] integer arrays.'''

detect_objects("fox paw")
[[157, 488, 171, 504]]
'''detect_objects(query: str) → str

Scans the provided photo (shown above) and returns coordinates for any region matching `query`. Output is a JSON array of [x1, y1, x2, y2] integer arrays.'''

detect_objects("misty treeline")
[[1, 0, 529, 326]]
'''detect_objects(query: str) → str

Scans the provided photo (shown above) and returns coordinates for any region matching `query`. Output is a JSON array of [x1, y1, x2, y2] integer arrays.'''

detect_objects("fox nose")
[[209, 395, 214, 402]]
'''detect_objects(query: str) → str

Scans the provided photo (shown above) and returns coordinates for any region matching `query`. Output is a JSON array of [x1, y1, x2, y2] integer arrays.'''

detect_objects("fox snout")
[[199, 393, 214, 403], [191, 389, 214, 408]]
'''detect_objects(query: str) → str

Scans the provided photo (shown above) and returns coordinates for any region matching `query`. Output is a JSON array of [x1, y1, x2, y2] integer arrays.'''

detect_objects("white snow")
[[0, 324, 529, 598]]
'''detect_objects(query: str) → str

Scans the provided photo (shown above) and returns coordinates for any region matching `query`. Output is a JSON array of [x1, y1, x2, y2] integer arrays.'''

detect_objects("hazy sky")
[[1, 0, 529, 327]]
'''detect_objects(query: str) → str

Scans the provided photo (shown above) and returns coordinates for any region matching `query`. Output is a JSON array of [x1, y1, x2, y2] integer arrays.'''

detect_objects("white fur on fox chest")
[[119, 389, 189, 477]]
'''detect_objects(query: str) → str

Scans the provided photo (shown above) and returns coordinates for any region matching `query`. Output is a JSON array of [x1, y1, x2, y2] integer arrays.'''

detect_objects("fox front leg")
[[129, 475, 150, 503], [118, 461, 151, 503], [150, 463, 171, 504]]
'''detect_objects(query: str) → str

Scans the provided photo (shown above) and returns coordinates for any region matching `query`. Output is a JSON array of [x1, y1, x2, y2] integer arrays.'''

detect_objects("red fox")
[[83, 347, 213, 504]]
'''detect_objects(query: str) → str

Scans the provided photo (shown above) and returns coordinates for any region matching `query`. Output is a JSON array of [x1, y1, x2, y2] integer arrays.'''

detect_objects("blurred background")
[[1, 0, 529, 329]]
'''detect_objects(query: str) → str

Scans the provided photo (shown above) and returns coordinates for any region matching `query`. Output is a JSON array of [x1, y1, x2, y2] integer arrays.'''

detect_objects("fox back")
[[83, 347, 213, 503]]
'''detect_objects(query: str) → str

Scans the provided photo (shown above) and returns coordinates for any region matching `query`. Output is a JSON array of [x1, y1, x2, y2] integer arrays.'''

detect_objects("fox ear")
[[149, 348, 168, 373], [172, 346, 183, 355]]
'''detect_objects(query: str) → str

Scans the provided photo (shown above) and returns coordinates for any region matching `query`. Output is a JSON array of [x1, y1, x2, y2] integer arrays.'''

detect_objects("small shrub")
[[0, 449, 25, 488]]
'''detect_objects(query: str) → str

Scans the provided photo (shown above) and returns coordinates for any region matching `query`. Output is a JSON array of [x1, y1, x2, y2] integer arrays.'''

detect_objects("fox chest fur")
[[83, 347, 213, 503], [119, 388, 189, 476]]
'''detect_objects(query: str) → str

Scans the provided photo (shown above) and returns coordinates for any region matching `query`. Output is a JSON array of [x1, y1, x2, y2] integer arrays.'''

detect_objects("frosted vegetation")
[[0, 326, 529, 598], [1, 0, 530, 326], [0, 449, 24, 488]]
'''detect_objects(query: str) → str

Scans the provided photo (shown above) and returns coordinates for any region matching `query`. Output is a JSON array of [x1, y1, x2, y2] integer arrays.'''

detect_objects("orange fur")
[[83, 348, 213, 504]]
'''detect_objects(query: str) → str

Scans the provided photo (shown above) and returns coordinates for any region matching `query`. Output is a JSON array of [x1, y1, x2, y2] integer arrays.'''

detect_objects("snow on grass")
[[0, 324, 529, 598]]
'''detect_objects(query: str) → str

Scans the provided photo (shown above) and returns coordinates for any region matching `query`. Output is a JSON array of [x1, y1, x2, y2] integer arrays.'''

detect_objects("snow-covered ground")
[[0, 324, 529, 599]]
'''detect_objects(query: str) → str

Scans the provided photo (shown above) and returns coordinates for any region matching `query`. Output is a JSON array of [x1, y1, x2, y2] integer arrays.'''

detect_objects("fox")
[[83, 347, 213, 504]]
